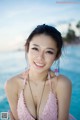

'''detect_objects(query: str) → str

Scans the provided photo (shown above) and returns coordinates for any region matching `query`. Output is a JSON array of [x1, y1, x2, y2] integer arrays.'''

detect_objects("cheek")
[[46, 56, 55, 65], [27, 51, 35, 63]]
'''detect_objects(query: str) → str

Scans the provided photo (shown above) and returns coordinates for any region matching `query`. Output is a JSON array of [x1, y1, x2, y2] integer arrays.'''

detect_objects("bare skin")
[[5, 71, 72, 120], [5, 34, 72, 120], [5, 70, 56, 120]]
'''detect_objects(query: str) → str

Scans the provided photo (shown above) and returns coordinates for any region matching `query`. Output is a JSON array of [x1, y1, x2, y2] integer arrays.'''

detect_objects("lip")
[[34, 62, 45, 68]]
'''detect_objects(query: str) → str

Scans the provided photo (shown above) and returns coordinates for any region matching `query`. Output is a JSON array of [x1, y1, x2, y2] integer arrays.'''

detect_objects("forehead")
[[30, 34, 57, 49]]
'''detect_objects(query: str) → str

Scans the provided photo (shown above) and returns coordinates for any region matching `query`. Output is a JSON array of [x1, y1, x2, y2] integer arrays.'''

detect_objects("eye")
[[46, 51, 54, 54], [32, 47, 39, 51]]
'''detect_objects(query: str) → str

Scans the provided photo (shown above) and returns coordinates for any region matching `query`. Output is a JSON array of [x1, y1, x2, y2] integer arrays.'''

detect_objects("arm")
[[8, 110, 15, 120], [4, 77, 19, 120], [56, 75, 72, 120]]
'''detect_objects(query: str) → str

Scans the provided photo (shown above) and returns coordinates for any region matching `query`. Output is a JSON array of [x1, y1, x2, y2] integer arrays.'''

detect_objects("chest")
[[24, 81, 51, 118], [18, 79, 57, 119]]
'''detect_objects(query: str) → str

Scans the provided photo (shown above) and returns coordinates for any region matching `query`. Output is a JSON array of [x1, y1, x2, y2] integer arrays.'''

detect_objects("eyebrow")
[[32, 44, 55, 51]]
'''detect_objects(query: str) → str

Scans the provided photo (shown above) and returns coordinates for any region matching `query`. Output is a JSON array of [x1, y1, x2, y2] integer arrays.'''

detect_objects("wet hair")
[[25, 24, 63, 59]]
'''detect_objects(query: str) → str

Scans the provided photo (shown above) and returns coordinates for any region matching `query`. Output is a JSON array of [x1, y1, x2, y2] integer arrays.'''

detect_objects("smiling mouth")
[[34, 62, 45, 68]]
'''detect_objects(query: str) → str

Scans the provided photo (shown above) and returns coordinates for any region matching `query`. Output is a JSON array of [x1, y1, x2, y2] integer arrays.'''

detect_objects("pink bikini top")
[[17, 71, 57, 120]]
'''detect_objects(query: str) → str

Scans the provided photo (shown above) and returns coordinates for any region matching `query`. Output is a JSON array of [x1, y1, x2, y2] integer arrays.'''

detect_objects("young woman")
[[5, 24, 76, 120]]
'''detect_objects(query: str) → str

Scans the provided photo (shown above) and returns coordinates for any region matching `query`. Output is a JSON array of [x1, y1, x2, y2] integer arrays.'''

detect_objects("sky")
[[0, 0, 80, 52]]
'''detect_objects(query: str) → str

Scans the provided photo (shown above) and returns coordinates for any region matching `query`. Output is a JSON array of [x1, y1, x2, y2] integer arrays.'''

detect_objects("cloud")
[[0, 1, 80, 51], [56, 19, 75, 25]]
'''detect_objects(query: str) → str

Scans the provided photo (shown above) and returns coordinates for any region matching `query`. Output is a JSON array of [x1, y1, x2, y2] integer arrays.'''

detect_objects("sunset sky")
[[0, 0, 80, 52]]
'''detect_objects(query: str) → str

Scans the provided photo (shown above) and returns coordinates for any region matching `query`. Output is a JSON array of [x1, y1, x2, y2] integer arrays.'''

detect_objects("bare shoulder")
[[57, 74, 72, 87], [48, 71, 72, 91], [56, 74, 72, 93], [4, 72, 25, 93]]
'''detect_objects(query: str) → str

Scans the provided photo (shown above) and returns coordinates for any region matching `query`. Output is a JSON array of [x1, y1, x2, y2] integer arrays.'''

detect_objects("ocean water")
[[0, 45, 80, 120]]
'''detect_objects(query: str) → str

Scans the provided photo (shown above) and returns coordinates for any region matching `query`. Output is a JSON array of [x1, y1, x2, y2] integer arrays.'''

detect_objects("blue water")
[[0, 45, 80, 120]]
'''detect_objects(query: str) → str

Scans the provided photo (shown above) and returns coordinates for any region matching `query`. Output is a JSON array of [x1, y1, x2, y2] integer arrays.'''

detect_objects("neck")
[[28, 68, 49, 83]]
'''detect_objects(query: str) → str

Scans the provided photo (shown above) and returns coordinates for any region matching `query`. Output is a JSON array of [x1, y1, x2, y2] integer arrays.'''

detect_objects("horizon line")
[[56, 1, 80, 4]]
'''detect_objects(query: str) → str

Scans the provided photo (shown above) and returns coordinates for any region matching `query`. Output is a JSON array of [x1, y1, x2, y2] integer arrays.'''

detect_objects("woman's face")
[[27, 34, 58, 73]]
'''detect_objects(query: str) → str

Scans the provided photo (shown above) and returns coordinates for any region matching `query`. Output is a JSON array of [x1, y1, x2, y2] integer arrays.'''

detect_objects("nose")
[[37, 51, 44, 61]]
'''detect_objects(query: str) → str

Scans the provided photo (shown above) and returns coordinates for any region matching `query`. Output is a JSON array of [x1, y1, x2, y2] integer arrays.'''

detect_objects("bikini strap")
[[23, 79, 27, 86], [22, 70, 54, 91], [22, 70, 29, 89], [48, 71, 53, 91]]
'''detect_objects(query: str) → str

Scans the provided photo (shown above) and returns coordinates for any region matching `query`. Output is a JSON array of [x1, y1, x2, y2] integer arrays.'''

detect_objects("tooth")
[[35, 62, 44, 66]]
